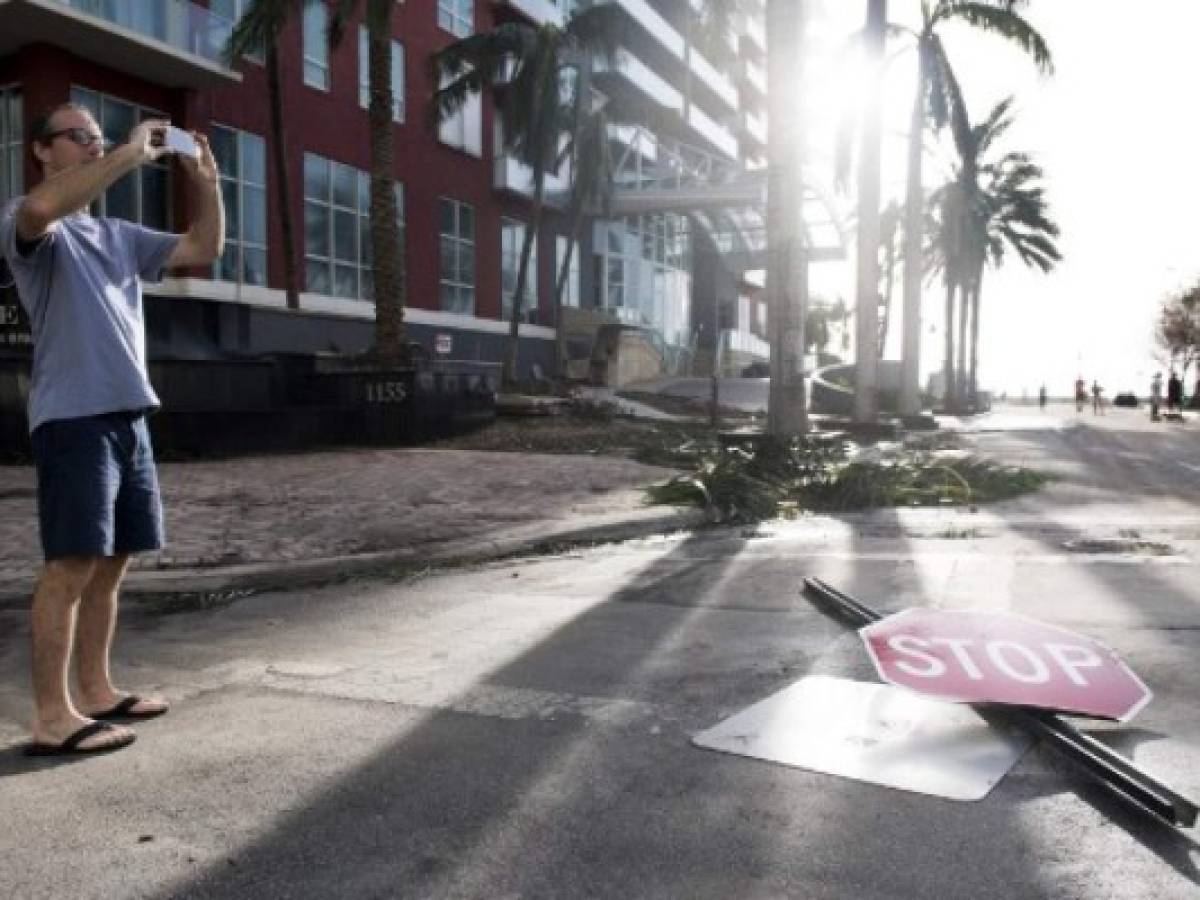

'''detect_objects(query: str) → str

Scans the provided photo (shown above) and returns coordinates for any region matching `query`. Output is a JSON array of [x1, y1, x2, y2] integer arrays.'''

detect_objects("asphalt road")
[[2, 404, 1198, 899]]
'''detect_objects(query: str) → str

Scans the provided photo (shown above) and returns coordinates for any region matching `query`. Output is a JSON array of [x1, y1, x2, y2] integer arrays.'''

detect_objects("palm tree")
[[897, 1, 1052, 416], [330, 0, 406, 363], [224, 0, 302, 311], [432, 6, 624, 388], [930, 97, 1060, 410], [965, 145, 1061, 403]]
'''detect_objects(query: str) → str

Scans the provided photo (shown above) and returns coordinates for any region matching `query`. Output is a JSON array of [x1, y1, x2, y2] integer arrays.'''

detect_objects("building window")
[[210, 0, 264, 63], [437, 0, 472, 38], [0, 86, 22, 204], [439, 198, 475, 315], [210, 125, 267, 286], [555, 235, 580, 308], [436, 75, 482, 156], [70, 87, 170, 230], [305, 152, 405, 300], [359, 26, 405, 122], [303, 0, 330, 90], [501, 217, 537, 323]]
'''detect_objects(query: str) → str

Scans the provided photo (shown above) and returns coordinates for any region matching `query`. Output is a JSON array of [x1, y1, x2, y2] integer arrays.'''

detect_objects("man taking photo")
[[0, 103, 223, 755]]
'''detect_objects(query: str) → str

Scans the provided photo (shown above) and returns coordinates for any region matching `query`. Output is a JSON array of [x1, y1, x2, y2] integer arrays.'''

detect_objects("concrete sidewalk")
[[0, 447, 703, 605]]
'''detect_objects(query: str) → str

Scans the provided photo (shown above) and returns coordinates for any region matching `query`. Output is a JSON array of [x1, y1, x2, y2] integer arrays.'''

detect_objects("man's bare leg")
[[75, 554, 168, 717], [30, 557, 133, 749]]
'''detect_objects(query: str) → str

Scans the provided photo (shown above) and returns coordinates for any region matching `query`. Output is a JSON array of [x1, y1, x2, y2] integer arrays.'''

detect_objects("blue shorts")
[[31, 412, 165, 560]]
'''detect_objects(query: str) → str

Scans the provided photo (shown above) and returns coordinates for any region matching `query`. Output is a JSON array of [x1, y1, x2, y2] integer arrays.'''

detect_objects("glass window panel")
[[305, 201, 330, 257], [106, 170, 138, 223], [460, 204, 474, 239], [440, 198, 454, 234], [333, 209, 357, 262], [242, 248, 267, 286], [359, 219, 372, 266], [440, 237, 456, 281], [440, 282, 456, 311], [334, 265, 358, 298], [102, 99, 135, 148], [332, 163, 357, 209], [221, 180, 239, 238], [141, 165, 170, 230], [209, 127, 237, 176], [306, 259, 331, 294], [241, 133, 265, 184], [219, 246, 239, 282], [361, 269, 374, 301], [459, 245, 474, 283], [303, 154, 327, 200], [242, 186, 266, 244]]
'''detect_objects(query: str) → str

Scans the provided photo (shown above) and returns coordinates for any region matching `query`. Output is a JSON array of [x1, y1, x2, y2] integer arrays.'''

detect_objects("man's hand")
[[178, 133, 220, 186], [127, 119, 171, 165]]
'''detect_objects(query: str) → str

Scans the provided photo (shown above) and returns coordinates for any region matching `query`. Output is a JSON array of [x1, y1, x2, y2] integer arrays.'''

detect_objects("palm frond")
[[942, 2, 1054, 75]]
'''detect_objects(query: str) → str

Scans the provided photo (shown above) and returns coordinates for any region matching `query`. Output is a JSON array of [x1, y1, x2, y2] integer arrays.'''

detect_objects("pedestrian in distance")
[[1150, 372, 1163, 421], [1074, 376, 1087, 413], [1167, 370, 1183, 414], [0, 103, 223, 755], [1038, 384, 1047, 410], [1091, 380, 1104, 415]]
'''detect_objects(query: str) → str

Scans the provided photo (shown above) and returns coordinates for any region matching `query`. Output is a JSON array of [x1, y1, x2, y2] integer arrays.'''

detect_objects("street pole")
[[766, 0, 809, 437]]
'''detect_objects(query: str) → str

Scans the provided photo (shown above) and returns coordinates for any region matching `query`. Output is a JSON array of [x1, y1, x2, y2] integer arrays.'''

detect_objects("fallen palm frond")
[[645, 433, 1048, 522]]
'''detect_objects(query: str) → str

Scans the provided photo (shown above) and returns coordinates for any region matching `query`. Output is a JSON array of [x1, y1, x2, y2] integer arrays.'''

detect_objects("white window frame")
[[303, 0, 331, 90], [359, 26, 405, 123], [70, 87, 171, 229], [210, 124, 268, 287], [501, 217, 538, 323], [437, 0, 473, 38], [0, 85, 22, 204], [439, 197, 475, 315]]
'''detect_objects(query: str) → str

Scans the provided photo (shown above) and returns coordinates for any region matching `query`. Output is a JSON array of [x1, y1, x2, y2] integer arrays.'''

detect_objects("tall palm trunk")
[[956, 284, 969, 407], [968, 270, 983, 406], [366, 5, 405, 362], [266, 41, 299, 310], [765, 0, 809, 436], [943, 277, 956, 410], [504, 167, 544, 387], [853, 0, 886, 422], [899, 40, 928, 415]]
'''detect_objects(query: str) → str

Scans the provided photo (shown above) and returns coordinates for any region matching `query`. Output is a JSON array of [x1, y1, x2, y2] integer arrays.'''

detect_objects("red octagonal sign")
[[860, 609, 1152, 721]]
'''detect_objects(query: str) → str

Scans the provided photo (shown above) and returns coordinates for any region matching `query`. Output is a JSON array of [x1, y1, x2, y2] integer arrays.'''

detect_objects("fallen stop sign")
[[860, 608, 1152, 721]]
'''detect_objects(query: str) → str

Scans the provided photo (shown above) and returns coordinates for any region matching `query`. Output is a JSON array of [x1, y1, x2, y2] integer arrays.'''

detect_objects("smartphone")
[[154, 125, 198, 159]]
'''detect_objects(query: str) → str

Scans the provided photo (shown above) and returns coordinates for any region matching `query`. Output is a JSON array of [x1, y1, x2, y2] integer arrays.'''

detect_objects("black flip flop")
[[91, 695, 169, 720], [25, 721, 136, 757]]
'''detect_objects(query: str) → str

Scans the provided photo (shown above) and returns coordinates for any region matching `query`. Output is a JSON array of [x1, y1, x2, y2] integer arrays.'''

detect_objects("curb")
[[0, 507, 708, 610]]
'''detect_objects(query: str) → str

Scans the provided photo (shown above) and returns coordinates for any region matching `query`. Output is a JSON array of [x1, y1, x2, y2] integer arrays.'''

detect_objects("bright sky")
[[803, 1, 1200, 398]]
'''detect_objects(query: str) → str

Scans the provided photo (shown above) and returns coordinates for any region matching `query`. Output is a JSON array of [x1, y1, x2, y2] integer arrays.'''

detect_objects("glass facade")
[[439, 198, 475, 315], [71, 87, 171, 230], [555, 235, 580, 308], [304, 152, 404, 300], [210, 124, 267, 287], [595, 213, 691, 347]]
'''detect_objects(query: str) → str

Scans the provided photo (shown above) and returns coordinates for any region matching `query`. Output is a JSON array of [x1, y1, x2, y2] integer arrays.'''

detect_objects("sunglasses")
[[43, 127, 110, 149]]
